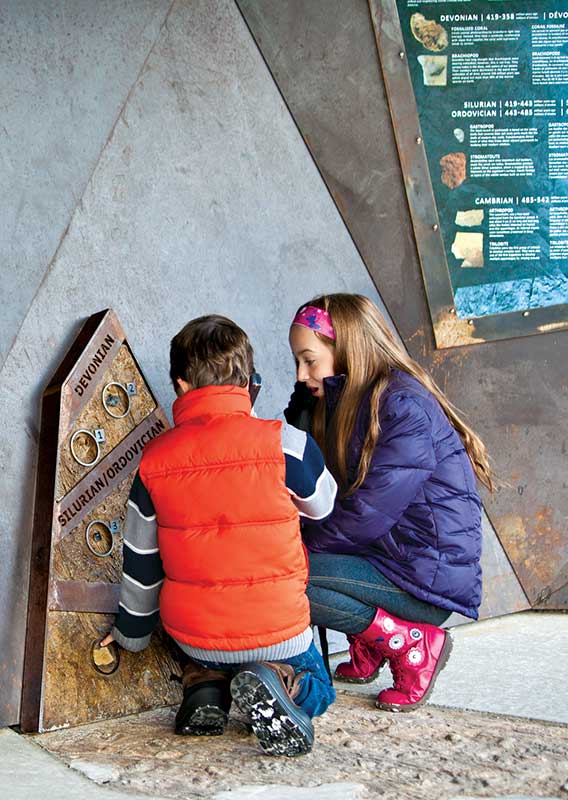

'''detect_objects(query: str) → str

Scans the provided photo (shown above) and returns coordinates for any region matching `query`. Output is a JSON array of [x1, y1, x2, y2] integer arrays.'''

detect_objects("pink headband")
[[292, 305, 336, 340]]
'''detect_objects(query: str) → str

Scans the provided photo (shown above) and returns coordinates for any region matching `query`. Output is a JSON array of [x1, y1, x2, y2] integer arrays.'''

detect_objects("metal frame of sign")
[[368, 0, 568, 348], [20, 309, 177, 733]]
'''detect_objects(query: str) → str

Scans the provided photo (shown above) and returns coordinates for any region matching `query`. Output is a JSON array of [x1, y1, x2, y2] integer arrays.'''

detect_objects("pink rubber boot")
[[334, 635, 386, 683], [358, 608, 453, 712]]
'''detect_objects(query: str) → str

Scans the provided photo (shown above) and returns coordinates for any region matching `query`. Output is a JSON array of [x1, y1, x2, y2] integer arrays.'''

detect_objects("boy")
[[102, 314, 337, 756]]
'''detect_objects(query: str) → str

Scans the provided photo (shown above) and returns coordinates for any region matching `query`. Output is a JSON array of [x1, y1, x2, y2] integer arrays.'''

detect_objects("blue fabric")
[[114, 607, 159, 639], [308, 553, 450, 634], [298, 370, 483, 619], [192, 641, 335, 718], [284, 430, 327, 499], [281, 423, 337, 521], [122, 544, 164, 586], [129, 472, 156, 517]]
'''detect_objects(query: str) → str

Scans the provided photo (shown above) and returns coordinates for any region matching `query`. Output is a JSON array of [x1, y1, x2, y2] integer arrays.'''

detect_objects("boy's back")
[[139, 383, 310, 652]]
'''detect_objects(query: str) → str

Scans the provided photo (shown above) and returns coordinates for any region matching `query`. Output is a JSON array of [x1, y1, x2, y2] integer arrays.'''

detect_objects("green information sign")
[[395, 0, 568, 330]]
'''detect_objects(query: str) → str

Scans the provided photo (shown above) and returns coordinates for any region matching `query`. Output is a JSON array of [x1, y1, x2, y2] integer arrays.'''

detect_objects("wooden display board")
[[20, 310, 182, 733]]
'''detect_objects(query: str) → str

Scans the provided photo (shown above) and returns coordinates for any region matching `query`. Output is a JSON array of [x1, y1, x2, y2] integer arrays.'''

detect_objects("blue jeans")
[[308, 553, 450, 634], [192, 640, 335, 718]]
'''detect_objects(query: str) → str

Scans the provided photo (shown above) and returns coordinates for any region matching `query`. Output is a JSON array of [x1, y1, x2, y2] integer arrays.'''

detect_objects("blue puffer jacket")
[[290, 370, 483, 619]]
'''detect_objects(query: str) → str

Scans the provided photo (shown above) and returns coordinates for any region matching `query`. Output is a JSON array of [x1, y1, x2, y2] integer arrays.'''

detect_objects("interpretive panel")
[[20, 310, 181, 733], [397, 0, 568, 328]]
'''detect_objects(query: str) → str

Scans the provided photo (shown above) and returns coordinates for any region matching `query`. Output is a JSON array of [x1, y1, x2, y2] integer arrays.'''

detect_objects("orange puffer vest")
[[139, 385, 310, 651]]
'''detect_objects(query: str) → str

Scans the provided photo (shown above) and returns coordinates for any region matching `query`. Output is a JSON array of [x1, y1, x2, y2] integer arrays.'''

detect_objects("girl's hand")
[[99, 632, 115, 647]]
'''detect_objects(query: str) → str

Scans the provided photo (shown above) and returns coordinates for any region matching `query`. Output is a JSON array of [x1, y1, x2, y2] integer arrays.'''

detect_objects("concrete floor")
[[0, 726, 168, 800], [1, 611, 566, 800]]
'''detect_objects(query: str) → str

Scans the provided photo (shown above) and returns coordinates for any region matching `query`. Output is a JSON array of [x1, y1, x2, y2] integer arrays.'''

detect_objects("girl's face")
[[289, 324, 336, 398]]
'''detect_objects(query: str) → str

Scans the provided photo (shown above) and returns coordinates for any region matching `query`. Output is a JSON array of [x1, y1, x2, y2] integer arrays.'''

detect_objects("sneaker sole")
[[175, 704, 227, 736], [334, 659, 387, 684], [376, 632, 454, 713], [230, 671, 313, 757]]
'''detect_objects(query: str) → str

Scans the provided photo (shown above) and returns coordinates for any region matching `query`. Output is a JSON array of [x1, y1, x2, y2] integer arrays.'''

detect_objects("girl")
[[286, 294, 492, 712]]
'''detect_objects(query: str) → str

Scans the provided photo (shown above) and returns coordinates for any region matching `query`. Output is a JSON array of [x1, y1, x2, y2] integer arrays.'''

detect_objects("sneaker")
[[175, 680, 232, 736], [230, 664, 314, 756]]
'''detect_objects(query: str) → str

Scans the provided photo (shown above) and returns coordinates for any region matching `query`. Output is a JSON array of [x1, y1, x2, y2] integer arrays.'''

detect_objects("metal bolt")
[[416, 136, 422, 144], [522, 310, 530, 317], [399, 51, 405, 59], [468, 319, 474, 326], [432, 223, 439, 231]]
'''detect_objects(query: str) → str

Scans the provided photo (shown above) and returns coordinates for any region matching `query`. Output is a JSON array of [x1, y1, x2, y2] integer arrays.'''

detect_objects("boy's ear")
[[176, 377, 192, 396]]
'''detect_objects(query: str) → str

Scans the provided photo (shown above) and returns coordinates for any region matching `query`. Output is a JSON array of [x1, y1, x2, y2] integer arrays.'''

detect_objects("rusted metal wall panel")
[[237, 0, 567, 611]]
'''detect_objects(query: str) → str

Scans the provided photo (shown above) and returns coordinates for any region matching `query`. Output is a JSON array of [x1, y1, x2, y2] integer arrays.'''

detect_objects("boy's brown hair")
[[170, 314, 254, 391]]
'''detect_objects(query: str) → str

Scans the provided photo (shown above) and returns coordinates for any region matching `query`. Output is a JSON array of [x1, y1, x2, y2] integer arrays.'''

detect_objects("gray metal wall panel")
[[237, 0, 423, 335], [237, 0, 552, 610], [0, 0, 389, 726], [0, 0, 172, 368]]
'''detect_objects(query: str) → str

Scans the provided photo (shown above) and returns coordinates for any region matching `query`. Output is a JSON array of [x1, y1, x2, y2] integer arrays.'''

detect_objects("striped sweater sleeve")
[[281, 422, 337, 521], [111, 472, 164, 652]]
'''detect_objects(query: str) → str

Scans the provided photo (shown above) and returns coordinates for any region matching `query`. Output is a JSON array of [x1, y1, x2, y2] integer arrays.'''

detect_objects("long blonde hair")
[[300, 294, 494, 495]]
